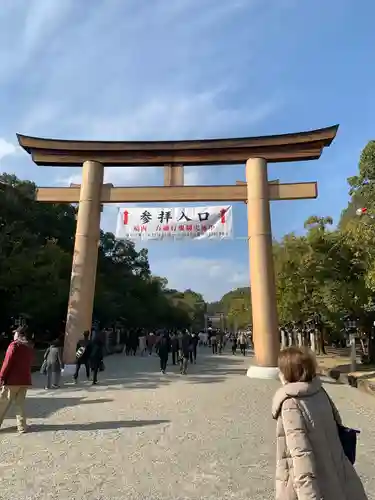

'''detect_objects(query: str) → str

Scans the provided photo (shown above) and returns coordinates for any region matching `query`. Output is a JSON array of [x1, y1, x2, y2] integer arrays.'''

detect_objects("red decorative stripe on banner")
[[220, 208, 226, 223], [123, 210, 129, 225]]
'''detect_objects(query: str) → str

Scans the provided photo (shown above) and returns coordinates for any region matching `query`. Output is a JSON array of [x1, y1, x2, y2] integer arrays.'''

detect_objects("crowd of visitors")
[[126, 330, 199, 375], [121, 329, 252, 375], [0, 325, 369, 499], [0, 326, 236, 432]]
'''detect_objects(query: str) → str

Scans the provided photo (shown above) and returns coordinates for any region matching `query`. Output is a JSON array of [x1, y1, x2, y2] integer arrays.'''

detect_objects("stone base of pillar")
[[246, 365, 279, 380], [61, 364, 76, 377]]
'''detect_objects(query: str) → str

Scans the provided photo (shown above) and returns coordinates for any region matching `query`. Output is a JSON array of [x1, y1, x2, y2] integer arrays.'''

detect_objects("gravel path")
[[0, 349, 374, 499]]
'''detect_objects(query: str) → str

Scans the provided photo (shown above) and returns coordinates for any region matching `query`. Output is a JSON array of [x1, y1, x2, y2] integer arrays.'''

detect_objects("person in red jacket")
[[0, 326, 34, 433]]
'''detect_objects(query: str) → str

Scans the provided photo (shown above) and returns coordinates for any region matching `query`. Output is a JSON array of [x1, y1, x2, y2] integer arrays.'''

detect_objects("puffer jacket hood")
[[272, 377, 321, 419]]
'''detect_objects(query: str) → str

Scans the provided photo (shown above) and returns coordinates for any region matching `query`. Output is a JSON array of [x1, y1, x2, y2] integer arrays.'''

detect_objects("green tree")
[[0, 173, 200, 338], [207, 287, 252, 330]]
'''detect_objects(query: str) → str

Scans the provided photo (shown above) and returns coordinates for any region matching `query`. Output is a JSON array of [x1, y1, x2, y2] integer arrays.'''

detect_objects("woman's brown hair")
[[278, 346, 317, 383]]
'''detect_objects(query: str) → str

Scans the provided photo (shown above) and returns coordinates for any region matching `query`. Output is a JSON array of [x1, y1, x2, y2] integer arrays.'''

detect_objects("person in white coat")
[[272, 346, 368, 500]]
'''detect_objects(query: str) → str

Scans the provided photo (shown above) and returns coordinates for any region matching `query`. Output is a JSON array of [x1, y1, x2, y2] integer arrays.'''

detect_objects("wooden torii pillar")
[[17, 125, 338, 378]]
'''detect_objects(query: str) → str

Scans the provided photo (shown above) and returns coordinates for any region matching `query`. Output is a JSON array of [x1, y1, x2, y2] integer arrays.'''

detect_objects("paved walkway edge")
[[318, 367, 375, 397]]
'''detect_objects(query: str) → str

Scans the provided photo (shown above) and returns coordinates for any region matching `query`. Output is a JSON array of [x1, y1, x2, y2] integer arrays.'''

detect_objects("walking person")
[[155, 333, 161, 356], [231, 335, 238, 355], [130, 331, 138, 356], [179, 331, 191, 375], [147, 332, 155, 355], [224, 332, 230, 349], [171, 333, 179, 365], [211, 331, 218, 354], [272, 346, 368, 500], [124, 332, 131, 356], [158, 332, 170, 374], [218, 331, 224, 354], [0, 327, 33, 434], [43, 339, 63, 389], [202, 331, 208, 346], [74, 330, 92, 384], [189, 344, 194, 364], [191, 333, 199, 363], [238, 332, 246, 356], [138, 333, 147, 356], [90, 335, 104, 385], [188, 334, 194, 364]]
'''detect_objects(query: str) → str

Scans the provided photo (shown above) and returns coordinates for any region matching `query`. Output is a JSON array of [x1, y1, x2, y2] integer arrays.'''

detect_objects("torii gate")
[[17, 125, 338, 378]]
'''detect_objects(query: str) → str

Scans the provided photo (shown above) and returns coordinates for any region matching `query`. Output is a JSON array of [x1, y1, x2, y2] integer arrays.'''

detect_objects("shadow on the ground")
[[29, 419, 170, 433], [6, 397, 114, 419], [1, 419, 170, 434], [33, 350, 251, 392]]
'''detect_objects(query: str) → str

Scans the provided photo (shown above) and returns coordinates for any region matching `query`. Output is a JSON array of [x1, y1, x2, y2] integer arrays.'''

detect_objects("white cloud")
[[0, 0, 74, 84], [0, 138, 17, 163], [1, 1, 281, 190], [65, 89, 278, 142], [0, 0, 288, 298], [54, 89, 279, 187], [22, 0, 74, 55], [151, 256, 249, 301]]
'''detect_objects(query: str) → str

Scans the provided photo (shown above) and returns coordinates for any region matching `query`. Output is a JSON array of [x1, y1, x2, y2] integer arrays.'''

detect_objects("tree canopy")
[[207, 287, 251, 330], [209, 140, 375, 337], [0, 173, 204, 338]]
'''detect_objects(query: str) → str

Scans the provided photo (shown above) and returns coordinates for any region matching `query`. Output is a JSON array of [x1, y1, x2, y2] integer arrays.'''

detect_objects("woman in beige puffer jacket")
[[272, 347, 368, 500]]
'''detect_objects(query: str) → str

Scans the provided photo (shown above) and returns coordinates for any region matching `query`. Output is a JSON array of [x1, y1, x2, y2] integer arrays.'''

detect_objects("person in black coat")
[[231, 335, 237, 355], [158, 333, 171, 374], [190, 333, 199, 364], [90, 336, 104, 385], [170, 333, 179, 365], [74, 331, 92, 383], [179, 331, 191, 375]]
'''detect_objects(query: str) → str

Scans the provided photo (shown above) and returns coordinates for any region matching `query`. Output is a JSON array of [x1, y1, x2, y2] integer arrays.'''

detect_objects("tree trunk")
[[288, 331, 293, 346], [310, 331, 316, 352], [297, 331, 303, 347], [318, 326, 326, 354]]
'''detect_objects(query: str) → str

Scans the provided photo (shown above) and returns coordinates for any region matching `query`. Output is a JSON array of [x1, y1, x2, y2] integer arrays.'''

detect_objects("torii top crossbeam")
[[17, 125, 338, 166]]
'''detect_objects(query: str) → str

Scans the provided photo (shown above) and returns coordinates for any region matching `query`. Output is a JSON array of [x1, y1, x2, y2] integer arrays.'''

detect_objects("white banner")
[[115, 206, 233, 240]]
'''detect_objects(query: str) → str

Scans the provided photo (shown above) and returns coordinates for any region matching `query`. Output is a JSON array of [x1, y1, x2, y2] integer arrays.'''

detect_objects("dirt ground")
[[317, 348, 375, 383]]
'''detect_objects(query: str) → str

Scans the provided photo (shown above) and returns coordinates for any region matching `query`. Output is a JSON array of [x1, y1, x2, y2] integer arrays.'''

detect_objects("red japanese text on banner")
[[115, 206, 233, 240]]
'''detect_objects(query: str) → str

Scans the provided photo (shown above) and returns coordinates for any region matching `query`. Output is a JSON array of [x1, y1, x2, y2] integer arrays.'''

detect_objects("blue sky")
[[0, 0, 374, 301]]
